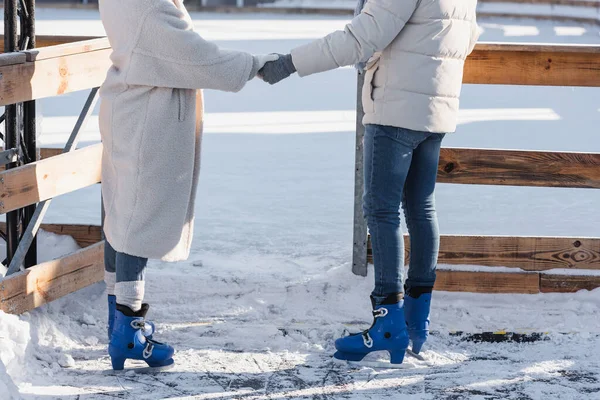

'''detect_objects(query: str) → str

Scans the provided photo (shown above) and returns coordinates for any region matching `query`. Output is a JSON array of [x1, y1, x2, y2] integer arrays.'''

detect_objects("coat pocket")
[[178, 89, 186, 122], [361, 59, 380, 114]]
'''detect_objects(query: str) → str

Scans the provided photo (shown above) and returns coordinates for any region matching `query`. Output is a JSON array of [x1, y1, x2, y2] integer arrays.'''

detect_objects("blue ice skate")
[[404, 287, 432, 354], [108, 303, 174, 371], [107, 295, 155, 340], [334, 295, 409, 365]]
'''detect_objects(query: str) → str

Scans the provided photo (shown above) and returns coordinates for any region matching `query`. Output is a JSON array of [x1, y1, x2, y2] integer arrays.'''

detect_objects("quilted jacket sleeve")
[[291, 0, 420, 77]]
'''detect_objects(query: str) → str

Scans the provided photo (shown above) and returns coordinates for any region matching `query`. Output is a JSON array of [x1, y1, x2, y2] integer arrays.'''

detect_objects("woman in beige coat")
[[260, 0, 479, 365], [99, 0, 276, 371]]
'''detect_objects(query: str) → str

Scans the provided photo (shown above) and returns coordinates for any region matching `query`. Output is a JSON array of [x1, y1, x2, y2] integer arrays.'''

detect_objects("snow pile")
[[0, 313, 28, 399], [0, 230, 83, 393], [0, 230, 80, 268]]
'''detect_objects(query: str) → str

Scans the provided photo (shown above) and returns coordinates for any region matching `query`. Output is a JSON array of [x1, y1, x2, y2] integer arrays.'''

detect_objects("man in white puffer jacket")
[[260, 0, 479, 365]]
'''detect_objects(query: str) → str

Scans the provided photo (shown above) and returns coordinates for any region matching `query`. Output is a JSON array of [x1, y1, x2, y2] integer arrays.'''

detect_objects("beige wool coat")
[[99, 0, 255, 261], [291, 0, 479, 133]]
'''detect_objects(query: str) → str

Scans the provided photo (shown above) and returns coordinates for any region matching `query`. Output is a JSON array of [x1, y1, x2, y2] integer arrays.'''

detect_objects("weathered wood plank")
[[10, 147, 600, 189], [0, 143, 103, 214], [0, 47, 111, 106], [0, 41, 597, 106], [0, 222, 102, 248], [465, 45, 600, 87], [368, 235, 600, 271], [438, 148, 600, 188], [540, 273, 600, 293], [435, 269, 540, 294], [23, 38, 110, 62], [0, 242, 104, 315], [0, 35, 102, 52]]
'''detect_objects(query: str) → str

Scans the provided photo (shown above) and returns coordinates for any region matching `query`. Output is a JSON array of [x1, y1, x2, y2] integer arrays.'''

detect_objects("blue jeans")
[[104, 240, 148, 283], [363, 124, 444, 299]]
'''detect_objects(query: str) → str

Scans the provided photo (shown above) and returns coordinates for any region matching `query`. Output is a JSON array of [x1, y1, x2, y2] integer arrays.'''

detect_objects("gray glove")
[[258, 54, 297, 85]]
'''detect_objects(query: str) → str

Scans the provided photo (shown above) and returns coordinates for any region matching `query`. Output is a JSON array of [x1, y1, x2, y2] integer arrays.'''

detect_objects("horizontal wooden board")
[[465, 44, 600, 87], [0, 143, 103, 214], [368, 235, 600, 271], [0, 40, 598, 106], [0, 222, 102, 248], [435, 269, 540, 294], [0, 35, 101, 52], [0, 46, 111, 106], [0, 242, 104, 315], [540, 273, 600, 293], [9, 148, 600, 190], [23, 38, 110, 62], [438, 148, 600, 188]]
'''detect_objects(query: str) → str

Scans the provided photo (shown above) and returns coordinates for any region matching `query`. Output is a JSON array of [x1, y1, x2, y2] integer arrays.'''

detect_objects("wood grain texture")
[[0, 35, 102, 52], [0, 47, 111, 106], [23, 38, 110, 62], [368, 235, 600, 271], [435, 270, 540, 294], [438, 148, 600, 188], [540, 274, 600, 293], [0, 242, 104, 315], [0, 40, 596, 107], [0, 143, 103, 214], [0, 222, 102, 248], [465, 45, 600, 87]]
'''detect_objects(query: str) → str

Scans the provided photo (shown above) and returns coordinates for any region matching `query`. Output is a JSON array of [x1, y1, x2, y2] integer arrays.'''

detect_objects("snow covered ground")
[[1, 8, 600, 400]]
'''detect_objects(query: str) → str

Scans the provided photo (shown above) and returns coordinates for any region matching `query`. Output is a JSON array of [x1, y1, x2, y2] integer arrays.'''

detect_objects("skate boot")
[[108, 303, 174, 371], [107, 295, 155, 340], [404, 286, 433, 354], [334, 294, 409, 365]]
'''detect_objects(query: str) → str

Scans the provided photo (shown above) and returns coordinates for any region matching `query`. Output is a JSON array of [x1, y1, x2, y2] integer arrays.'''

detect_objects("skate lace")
[[372, 308, 388, 318], [360, 308, 388, 348], [143, 342, 154, 359], [362, 332, 373, 348], [130, 319, 146, 330]]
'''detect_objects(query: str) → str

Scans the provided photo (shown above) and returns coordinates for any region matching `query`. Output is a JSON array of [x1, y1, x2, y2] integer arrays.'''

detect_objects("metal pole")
[[352, 72, 368, 277], [23, 0, 37, 268], [4, 0, 20, 265]]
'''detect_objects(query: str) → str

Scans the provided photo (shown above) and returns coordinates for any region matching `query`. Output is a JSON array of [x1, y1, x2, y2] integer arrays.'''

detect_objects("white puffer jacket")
[[291, 0, 479, 133]]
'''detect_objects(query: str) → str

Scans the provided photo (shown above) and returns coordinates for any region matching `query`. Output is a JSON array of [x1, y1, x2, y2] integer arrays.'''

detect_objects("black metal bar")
[[23, 0, 37, 268], [4, 0, 20, 266]]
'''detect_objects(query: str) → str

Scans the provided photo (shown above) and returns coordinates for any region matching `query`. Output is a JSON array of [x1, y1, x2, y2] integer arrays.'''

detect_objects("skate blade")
[[406, 349, 425, 361], [332, 355, 413, 370], [103, 362, 175, 375]]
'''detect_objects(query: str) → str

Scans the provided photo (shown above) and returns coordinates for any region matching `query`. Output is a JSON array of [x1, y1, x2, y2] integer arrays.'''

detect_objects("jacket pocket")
[[178, 89, 186, 122], [361, 59, 380, 114]]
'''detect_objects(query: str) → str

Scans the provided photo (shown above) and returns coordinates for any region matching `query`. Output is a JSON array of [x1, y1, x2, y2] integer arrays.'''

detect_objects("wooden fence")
[[0, 37, 599, 314]]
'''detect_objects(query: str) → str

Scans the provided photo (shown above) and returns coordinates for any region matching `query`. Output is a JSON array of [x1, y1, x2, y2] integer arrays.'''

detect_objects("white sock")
[[104, 271, 116, 296], [115, 281, 145, 312]]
